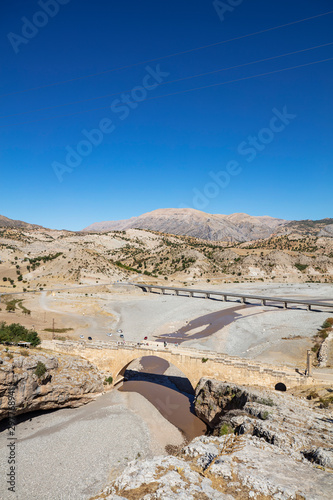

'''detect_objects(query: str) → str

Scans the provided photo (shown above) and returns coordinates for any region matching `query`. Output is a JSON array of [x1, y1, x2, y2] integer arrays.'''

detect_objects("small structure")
[[17, 341, 31, 348]]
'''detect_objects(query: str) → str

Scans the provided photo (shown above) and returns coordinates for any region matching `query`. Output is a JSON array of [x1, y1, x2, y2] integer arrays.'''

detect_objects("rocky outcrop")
[[0, 349, 104, 420], [194, 378, 333, 468], [91, 377, 333, 500], [92, 433, 333, 500], [318, 331, 333, 367]]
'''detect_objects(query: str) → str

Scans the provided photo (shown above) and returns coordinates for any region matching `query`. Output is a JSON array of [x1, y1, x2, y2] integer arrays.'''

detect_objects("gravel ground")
[[0, 390, 183, 500]]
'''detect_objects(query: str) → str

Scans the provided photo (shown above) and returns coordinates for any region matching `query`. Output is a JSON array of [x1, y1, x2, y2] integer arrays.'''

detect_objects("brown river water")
[[119, 356, 206, 440], [155, 304, 250, 344]]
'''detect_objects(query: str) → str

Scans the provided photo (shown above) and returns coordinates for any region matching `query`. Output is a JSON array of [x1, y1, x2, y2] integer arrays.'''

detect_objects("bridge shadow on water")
[[123, 369, 195, 397], [118, 356, 207, 439]]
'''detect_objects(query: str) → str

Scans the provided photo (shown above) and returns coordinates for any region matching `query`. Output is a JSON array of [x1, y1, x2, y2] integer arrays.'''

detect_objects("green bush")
[[295, 263, 308, 272], [34, 361, 47, 378], [104, 376, 113, 385], [321, 318, 333, 329], [219, 423, 233, 436], [201, 357, 208, 363], [0, 322, 41, 347]]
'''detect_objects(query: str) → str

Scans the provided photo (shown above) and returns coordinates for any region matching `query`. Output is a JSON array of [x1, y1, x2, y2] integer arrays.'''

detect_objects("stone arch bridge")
[[42, 340, 316, 391]]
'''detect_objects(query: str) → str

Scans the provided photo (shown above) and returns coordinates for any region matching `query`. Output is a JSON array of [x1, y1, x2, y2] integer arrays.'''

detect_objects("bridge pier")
[[241, 297, 247, 304], [223, 295, 227, 302], [261, 299, 266, 306], [205, 293, 210, 299], [307, 304, 312, 311], [175, 290, 179, 296], [283, 302, 288, 309], [189, 291, 193, 297]]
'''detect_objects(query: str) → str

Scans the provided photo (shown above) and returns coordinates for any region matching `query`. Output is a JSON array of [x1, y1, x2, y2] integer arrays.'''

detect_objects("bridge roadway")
[[131, 283, 333, 312]]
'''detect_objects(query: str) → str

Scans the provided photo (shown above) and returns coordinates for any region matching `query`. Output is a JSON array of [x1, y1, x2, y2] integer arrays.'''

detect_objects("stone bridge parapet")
[[41, 340, 317, 390]]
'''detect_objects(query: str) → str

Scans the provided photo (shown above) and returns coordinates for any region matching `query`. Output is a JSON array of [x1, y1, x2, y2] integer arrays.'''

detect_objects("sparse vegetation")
[[34, 361, 47, 378]]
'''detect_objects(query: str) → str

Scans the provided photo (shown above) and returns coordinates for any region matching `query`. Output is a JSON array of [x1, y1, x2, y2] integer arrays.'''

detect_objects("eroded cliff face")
[[194, 378, 333, 468], [0, 349, 104, 420]]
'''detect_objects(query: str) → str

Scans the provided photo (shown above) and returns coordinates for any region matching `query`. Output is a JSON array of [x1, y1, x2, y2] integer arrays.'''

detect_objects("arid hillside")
[[0, 225, 332, 293]]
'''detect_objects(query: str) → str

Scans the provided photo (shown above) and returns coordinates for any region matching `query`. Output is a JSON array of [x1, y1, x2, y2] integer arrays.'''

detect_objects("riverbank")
[[0, 389, 184, 500]]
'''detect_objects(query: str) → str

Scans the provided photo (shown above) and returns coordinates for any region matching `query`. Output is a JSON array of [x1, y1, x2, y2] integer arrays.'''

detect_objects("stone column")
[[306, 350, 312, 377]]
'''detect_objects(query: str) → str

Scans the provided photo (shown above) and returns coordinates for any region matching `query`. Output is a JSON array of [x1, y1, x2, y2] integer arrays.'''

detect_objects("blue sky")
[[0, 0, 332, 230]]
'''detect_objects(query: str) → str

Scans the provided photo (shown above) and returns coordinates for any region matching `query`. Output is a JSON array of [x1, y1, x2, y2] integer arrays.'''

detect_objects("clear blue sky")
[[1, 0, 332, 230]]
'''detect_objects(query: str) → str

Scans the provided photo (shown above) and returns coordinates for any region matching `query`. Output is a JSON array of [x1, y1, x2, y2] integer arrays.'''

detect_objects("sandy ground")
[[0, 390, 183, 500]]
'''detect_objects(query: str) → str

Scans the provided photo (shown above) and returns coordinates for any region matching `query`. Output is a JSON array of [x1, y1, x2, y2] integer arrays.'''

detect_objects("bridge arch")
[[113, 351, 196, 390]]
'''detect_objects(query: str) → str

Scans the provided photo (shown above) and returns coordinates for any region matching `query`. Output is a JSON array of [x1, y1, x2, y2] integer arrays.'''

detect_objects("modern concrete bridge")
[[131, 283, 333, 312], [43, 339, 323, 391]]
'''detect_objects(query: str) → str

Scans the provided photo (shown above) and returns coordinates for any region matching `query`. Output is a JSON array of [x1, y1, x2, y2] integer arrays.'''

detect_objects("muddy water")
[[119, 356, 206, 441], [155, 304, 251, 344]]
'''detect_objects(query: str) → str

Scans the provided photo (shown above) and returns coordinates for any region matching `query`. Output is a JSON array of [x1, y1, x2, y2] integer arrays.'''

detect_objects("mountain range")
[[83, 208, 333, 242], [1, 209, 333, 242]]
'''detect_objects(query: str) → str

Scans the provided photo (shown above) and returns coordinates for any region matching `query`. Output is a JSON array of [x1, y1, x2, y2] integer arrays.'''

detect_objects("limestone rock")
[[0, 349, 104, 420], [194, 378, 333, 466]]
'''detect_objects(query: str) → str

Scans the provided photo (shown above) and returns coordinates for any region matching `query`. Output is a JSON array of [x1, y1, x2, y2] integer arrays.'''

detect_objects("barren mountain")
[[276, 218, 333, 237], [83, 208, 287, 242], [0, 214, 43, 230]]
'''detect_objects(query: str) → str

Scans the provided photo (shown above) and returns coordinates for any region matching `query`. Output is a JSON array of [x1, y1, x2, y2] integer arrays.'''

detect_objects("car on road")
[[117, 329, 123, 333], [107, 333, 112, 337], [88, 336, 92, 340], [144, 336, 148, 340], [120, 334, 124, 338], [79, 335, 84, 339]]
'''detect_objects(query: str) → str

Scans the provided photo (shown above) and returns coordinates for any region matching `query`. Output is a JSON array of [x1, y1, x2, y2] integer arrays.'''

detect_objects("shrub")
[[295, 263, 308, 272], [318, 330, 329, 340], [201, 357, 208, 363], [321, 318, 333, 329], [311, 343, 320, 353], [34, 361, 47, 378], [104, 376, 113, 385], [20, 349, 29, 357], [0, 322, 41, 347], [261, 411, 270, 420], [219, 423, 233, 436]]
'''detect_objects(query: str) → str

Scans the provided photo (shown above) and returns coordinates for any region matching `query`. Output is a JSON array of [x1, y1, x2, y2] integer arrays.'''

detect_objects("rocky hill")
[[83, 208, 287, 242], [92, 378, 333, 500], [0, 215, 43, 230]]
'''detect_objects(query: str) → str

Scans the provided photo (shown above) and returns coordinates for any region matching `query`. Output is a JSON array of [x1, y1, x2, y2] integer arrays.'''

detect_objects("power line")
[[2, 56, 332, 128], [1, 41, 332, 119], [1, 9, 333, 98]]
